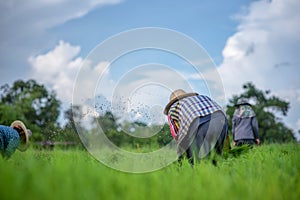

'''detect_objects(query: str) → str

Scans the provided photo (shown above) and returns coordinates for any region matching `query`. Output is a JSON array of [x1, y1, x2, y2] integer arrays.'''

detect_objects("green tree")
[[61, 105, 83, 144], [157, 123, 173, 146], [97, 111, 124, 146], [94, 111, 173, 150], [47, 105, 85, 148], [0, 79, 61, 141], [226, 82, 295, 143]]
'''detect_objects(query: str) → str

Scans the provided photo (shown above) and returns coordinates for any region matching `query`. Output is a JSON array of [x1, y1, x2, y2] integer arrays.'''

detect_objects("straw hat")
[[164, 89, 198, 115], [11, 120, 30, 151]]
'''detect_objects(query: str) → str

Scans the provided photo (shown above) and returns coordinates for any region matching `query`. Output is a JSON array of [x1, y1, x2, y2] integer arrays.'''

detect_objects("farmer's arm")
[[232, 116, 237, 146], [168, 115, 179, 141], [168, 103, 180, 141], [232, 116, 236, 140], [251, 117, 260, 145]]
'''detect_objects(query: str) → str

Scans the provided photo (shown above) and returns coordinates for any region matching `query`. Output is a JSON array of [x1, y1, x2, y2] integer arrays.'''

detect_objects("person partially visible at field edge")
[[164, 89, 228, 165], [0, 120, 31, 158], [232, 98, 260, 147]]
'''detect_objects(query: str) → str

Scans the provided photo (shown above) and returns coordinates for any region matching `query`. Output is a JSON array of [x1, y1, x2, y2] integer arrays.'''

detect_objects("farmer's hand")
[[255, 138, 260, 145], [233, 141, 236, 146]]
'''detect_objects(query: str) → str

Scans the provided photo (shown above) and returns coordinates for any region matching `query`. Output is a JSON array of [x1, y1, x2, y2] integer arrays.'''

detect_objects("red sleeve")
[[168, 115, 178, 140]]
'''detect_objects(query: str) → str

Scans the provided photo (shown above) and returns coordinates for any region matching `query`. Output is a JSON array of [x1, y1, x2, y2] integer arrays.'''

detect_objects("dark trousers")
[[180, 111, 228, 165]]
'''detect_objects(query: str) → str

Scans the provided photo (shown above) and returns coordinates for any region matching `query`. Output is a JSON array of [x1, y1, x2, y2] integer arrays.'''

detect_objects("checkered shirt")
[[168, 95, 223, 143]]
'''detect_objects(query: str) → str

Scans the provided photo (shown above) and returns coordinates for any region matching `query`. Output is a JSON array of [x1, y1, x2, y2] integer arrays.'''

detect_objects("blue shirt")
[[0, 125, 20, 158], [168, 95, 223, 144]]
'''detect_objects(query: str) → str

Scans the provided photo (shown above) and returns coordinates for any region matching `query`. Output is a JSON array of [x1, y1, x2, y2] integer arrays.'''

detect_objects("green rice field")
[[1, 143, 299, 200]]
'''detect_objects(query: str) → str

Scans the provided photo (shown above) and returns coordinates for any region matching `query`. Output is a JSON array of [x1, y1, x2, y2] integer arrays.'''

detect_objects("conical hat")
[[235, 98, 252, 107], [11, 120, 29, 151]]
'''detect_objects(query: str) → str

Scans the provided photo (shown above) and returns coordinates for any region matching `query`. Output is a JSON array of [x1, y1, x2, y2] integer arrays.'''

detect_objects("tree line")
[[0, 79, 296, 149]]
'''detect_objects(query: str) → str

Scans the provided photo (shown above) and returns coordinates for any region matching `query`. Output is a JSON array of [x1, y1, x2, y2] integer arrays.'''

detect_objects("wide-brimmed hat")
[[11, 120, 30, 151], [164, 89, 198, 115], [234, 98, 252, 107]]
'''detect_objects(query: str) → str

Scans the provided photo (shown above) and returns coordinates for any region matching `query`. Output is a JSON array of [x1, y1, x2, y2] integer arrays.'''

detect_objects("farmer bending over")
[[0, 120, 31, 158], [232, 98, 260, 146], [164, 89, 228, 165]]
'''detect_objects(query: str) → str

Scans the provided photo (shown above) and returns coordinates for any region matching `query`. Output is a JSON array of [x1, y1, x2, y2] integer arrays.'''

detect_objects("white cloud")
[[0, 0, 123, 57], [219, 0, 300, 95], [0, 0, 122, 36], [218, 0, 300, 131], [75, 59, 111, 102], [0, 0, 124, 88], [29, 40, 114, 106], [29, 40, 83, 103], [29, 40, 114, 128]]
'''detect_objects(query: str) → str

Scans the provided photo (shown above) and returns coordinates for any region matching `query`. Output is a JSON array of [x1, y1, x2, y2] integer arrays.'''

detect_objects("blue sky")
[[50, 0, 249, 63], [0, 0, 300, 139]]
